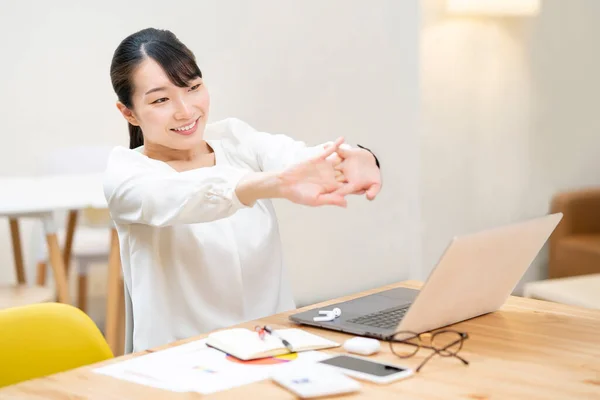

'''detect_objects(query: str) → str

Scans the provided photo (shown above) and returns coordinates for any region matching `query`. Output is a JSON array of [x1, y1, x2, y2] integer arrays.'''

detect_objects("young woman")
[[105, 28, 382, 352]]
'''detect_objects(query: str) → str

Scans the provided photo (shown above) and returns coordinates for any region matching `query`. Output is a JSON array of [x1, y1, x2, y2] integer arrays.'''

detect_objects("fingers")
[[366, 182, 382, 201], [327, 152, 343, 168], [334, 182, 361, 197], [312, 181, 374, 207], [328, 180, 344, 192], [335, 144, 352, 159], [316, 193, 347, 208], [319, 137, 344, 161]]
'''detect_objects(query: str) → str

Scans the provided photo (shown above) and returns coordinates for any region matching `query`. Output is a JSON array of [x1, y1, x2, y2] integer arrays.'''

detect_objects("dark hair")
[[110, 28, 202, 149]]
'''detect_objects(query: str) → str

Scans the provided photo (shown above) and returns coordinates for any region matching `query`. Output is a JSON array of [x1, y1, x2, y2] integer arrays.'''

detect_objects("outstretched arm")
[[104, 148, 253, 227], [104, 139, 349, 227], [218, 118, 382, 201], [237, 137, 348, 208]]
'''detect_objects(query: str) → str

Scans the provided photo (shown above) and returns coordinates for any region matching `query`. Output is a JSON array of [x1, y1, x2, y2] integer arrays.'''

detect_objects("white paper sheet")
[[93, 339, 331, 394]]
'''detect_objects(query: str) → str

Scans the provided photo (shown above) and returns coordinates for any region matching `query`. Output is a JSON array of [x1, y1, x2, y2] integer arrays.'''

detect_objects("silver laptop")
[[289, 213, 562, 339]]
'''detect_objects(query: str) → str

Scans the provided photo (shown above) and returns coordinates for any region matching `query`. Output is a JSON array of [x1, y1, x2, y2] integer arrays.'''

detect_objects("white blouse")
[[103, 118, 328, 352]]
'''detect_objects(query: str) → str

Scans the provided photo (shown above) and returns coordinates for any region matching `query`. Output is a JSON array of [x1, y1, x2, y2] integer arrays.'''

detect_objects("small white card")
[[270, 362, 361, 398]]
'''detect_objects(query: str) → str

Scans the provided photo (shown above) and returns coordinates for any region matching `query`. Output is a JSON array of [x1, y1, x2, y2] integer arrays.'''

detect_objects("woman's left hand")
[[333, 146, 382, 200]]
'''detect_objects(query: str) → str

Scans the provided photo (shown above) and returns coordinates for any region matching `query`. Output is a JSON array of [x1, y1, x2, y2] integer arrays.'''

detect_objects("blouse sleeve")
[[215, 118, 332, 172], [103, 147, 251, 227]]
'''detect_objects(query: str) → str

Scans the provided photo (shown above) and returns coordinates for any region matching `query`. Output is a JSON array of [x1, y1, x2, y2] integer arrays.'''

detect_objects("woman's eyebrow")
[[145, 86, 167, 96]]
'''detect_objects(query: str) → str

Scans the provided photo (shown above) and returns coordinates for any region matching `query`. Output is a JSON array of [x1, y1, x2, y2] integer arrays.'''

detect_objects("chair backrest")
[[0, 302, 113, 388]]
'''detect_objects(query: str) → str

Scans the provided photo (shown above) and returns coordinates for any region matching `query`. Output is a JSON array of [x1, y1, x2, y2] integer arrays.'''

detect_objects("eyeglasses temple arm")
[[454, 353, 469, 365], [416, 350, 437, 373]]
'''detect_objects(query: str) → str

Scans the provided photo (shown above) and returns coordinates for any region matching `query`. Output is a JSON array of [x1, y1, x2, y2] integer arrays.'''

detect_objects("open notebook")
[[206, 328, 340, 360]]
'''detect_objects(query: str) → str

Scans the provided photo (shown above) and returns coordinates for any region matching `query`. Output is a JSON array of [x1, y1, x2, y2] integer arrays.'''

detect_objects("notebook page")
[[276, 329, 339, 350], [209, 328, 285, 354]]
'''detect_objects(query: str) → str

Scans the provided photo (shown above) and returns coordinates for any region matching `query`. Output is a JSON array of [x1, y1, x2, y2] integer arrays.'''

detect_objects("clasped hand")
[[279, 137, 382, 208]]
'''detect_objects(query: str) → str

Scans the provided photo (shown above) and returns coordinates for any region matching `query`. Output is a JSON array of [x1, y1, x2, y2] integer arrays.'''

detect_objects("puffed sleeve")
[[211, 118, 332, 172], [103, 147, 251, 227]]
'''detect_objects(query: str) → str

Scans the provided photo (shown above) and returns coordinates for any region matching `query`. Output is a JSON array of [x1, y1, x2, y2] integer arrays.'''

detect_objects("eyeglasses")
[[387, 329, 469, 373]]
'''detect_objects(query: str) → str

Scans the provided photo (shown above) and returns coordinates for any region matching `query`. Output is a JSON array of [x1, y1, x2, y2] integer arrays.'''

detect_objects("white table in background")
[[524, 273, 600, 309], [0, 174, 124, 354]]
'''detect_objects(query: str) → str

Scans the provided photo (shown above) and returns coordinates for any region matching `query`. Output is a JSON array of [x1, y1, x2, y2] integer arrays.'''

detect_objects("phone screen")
[[319, 355, 407, 377]]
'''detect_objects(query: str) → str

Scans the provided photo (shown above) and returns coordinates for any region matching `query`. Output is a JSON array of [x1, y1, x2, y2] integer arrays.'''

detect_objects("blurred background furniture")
[[0, 302, 113, 388], [34, 146, 113, 313], [0, 194, 70, 310], [523, 273, 600, 310], [31, 146, 124, 355], [548, 187, 600, 279], [524, 187, 600, 308], [0, 159, 125, 356], [0, 215, 56, 309]]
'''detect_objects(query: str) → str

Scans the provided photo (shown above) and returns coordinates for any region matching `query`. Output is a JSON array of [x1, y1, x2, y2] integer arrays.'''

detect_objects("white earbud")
[[313, 307, 342, 322], [313, 315, 335, 322]]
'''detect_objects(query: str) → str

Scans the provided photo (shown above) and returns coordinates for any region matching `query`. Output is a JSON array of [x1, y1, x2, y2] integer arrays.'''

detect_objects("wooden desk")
[[1, 281, 599, 399]]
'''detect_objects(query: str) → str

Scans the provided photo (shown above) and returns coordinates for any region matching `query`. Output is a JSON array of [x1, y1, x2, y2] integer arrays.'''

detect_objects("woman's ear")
[[116, 102, 140, 126]]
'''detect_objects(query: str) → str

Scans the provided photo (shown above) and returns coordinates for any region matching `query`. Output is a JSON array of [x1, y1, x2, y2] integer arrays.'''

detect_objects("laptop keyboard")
[[347, 304, 411, 329]]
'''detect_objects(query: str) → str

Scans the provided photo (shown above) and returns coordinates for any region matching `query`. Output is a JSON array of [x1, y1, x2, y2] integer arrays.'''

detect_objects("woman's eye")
[[190, 83, 202, 91], [152, 98, 168, 104]]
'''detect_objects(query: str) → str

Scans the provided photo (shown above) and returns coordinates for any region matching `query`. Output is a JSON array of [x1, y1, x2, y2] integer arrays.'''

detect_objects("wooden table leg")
[[63, 210, 89, 311], [42, 215, 70, 304], [78, 272, 88, 313], [36, 261, 47, 286], [9, 218, 26, 285], [105, 227, 123, 355], [37, 210, 78, 287], [63, 210, 78, 273]]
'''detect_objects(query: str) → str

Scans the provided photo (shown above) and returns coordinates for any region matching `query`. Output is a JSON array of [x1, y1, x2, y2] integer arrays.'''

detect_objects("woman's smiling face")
[[117, 57, 210, 151]]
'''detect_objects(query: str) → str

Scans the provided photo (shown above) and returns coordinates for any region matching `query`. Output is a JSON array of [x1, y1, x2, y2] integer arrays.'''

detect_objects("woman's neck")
[[144, 140, 215, 171]]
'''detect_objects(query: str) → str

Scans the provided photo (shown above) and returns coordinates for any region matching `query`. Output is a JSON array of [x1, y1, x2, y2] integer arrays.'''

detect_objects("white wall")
[[0, 1, 421, 306], [2, 0, 597, 312], [420, 0, 600, 291]]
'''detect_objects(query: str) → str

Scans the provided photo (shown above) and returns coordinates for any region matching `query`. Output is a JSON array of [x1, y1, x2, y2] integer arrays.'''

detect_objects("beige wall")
[[0, 0, 421, 306], [420, 0, 600, 292]]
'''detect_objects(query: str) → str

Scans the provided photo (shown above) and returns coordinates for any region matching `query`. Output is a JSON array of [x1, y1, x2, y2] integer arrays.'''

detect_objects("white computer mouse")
[[343, 337, 381, 356]]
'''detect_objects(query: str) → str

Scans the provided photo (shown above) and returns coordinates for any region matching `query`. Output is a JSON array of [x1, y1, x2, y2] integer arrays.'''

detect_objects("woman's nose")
[[174, 99, 193, 120]]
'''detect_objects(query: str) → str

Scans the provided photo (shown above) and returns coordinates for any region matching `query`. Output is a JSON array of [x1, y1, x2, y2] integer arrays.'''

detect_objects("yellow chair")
[[0, 302, 113, 388]]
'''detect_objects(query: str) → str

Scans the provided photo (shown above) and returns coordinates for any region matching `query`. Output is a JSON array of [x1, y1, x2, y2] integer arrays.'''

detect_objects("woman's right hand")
[[278, 137, 349, 207]]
